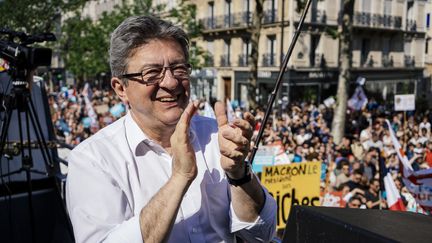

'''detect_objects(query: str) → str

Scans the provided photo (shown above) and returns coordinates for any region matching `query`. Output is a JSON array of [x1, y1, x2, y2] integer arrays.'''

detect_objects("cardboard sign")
[[394, 94, 415, 111], [322, 191, 346, 208], [262, 162, 321, 229]]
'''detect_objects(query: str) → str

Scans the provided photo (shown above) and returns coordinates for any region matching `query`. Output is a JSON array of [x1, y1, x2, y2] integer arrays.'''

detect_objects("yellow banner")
[[262, 162, 321, 229]]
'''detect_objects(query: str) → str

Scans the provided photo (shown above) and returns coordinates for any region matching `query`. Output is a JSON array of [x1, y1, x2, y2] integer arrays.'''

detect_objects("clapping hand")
[[214, 101, 255, 179]]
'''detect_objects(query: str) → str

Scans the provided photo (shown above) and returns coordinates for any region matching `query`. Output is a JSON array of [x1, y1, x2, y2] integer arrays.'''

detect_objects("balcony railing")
[[262, 53, 276, 67], [315, 10, 327, 24], [200, 11, 252, 30], [263, 9, 277, 24], [238, 54, 249, 67], [354, 11, 402, 29], [355, 12, 371, 26], [404, 55, 415, 67], [220, 54, 231, 67], [406, 19, 417, 31], [382, 54, 394, 67]]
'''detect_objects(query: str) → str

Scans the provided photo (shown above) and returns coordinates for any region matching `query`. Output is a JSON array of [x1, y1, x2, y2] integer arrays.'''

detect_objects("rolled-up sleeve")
[[230, 188, 277, 242], [66, 149, 142, 243]]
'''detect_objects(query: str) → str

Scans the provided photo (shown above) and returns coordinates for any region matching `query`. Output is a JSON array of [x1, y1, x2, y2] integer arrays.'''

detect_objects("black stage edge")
[[283, 206, 432, 243], [0, 177, 74, 243]]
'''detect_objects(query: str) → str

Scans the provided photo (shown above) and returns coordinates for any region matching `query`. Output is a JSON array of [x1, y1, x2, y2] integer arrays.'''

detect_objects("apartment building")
[[426, 0, 432, 77], [192, 0, 427, 107]]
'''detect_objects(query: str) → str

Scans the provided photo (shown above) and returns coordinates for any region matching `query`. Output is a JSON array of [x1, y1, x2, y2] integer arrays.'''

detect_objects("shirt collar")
[[125, 111, 151, 154], [125, 111, 199, 155]]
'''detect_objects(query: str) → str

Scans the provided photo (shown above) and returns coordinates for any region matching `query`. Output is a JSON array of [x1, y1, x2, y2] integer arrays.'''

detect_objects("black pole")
[[249, 0, 312, 164], [280, 0, 285, 65]]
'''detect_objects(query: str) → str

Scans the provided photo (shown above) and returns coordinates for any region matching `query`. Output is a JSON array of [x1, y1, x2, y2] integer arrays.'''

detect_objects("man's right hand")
[[170, 101, 199, 182]]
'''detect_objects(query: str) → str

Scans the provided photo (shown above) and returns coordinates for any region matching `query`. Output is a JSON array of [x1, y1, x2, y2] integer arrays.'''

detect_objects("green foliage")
[[60, 0, 196, 82], [0, 0, 88, 33], [0, 0, 205, 82], [170, 0, 207, 69], [324, 26, 339, 39]]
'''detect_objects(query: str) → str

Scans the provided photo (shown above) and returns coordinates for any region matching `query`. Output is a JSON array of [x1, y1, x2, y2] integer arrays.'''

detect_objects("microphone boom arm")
[[248, 0, 312, 164]]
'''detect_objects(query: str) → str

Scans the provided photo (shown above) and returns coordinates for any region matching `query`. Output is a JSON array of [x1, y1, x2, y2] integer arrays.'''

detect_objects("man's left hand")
[[214, 101, 255, 179]]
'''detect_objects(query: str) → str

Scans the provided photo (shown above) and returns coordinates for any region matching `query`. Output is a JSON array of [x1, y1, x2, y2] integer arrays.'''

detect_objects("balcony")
[[355, 12, 371, 26], [404, 55, 415, 67], [315, 10, 327, 24], [406, 19, 417, 32], [382, 54, 394, 67], [200, 11, 252, 31], [238, 54, 249, 67], [220, 54, 231, 67], [263, 9, 277, 24], [354, 12, 402, 29], [262, 53, 276, 67]]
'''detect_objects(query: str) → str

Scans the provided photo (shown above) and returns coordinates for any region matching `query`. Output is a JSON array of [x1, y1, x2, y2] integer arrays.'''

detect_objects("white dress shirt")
[[66, 112, 277, 243]]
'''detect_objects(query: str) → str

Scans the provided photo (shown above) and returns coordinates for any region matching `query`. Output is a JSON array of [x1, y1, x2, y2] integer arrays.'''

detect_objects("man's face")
[[352, 173, 362, 183], [371, 181, 380, 192], [115, 39, 190, 129], [342, 165, 350, 176]]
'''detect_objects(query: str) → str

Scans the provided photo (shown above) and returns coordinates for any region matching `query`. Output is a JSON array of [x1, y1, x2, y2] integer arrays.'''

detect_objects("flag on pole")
[[202, 102, 216, 119], [385, 119, 432, 212], [348, 86, 368, 111], [378, 141, 406, 211], [226, 98, 234, 123], [82, 83, 99, 129]]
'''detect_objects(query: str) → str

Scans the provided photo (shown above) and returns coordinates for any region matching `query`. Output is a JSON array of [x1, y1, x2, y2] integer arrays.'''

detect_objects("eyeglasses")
[[119, 63, 192, 85]]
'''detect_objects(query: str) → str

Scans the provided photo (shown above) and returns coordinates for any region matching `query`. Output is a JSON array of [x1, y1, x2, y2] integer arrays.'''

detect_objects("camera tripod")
[[0, 78, 56, 243]]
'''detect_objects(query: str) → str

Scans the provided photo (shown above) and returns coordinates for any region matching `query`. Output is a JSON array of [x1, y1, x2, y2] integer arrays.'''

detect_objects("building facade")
[[192, 0, 427, 108], [426, 0, 432, 77]]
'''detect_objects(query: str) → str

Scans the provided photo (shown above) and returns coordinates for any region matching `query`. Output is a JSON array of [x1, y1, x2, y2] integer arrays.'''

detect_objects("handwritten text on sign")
[[262, 162, 321, 229]]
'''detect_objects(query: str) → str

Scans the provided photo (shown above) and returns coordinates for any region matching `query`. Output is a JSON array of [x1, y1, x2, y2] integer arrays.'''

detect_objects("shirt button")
[[192, 227, 198, 233]]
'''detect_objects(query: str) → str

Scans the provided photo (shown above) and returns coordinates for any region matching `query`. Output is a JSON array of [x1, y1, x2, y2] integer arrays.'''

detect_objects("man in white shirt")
[[66, 16, 276, 243]]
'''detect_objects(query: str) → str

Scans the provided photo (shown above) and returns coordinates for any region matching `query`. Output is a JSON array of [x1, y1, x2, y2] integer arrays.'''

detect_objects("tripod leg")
[[17, 106, 36, 243], [27, 97, 54, 170], [0, 101, 15, 162]]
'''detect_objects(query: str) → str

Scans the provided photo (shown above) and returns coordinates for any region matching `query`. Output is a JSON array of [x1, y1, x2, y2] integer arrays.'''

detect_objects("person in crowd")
[[346, 169, 363, 191], [66, 16, 276, 243], [347, 196, 363, 209], [365, 179, 386, 209], [335, 160, 350, 188]]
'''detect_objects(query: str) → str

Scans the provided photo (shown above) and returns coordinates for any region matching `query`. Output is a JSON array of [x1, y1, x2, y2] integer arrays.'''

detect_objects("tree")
[[247, 0, 264, 109], [331, 0, 354, 145], [0, 0, 87, 33], [61, 0, 205, 85], [169, 0, 208, 70]]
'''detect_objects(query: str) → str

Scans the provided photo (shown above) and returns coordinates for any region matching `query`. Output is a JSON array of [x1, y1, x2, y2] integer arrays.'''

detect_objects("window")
[[221, 39, 231, 66], [362, 0, 371, 12], [208, 2, 215, 28], [265, 35, 276, 66], [239, 39, 250, 66], [206, 41, 214, 66], [361, 38, 371, 66], [384, 0, 392, 16], [264, 0, 277, 23], [224, 0, 232, 27]]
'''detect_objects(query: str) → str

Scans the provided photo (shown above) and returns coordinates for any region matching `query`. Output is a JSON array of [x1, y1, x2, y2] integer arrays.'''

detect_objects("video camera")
[[0, 28, 56, 70]]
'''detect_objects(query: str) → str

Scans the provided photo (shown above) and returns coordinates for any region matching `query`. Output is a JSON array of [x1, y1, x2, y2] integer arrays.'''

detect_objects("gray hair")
[[109, 15, 189, 85]]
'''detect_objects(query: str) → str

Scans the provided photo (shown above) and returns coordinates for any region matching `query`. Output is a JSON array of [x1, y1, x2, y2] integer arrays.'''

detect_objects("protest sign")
[[394, 94, 415, 111], [262, 161, 321, 229]]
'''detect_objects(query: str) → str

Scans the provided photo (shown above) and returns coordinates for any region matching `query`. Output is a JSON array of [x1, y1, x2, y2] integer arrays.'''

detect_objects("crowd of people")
[[49, 84, 126, 145], [249, 100, 431, 213], [49, 84, 431, 213]]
